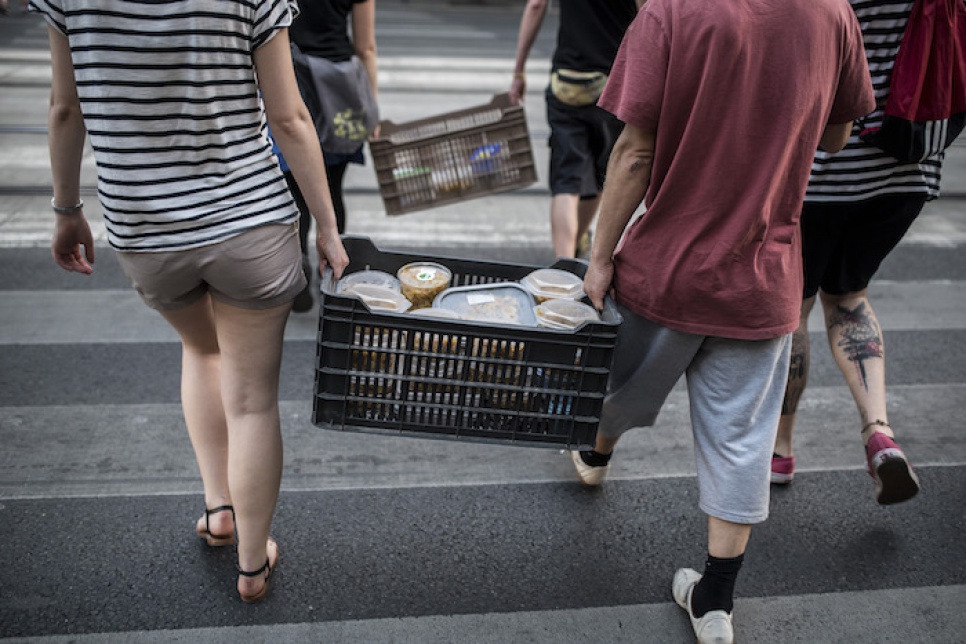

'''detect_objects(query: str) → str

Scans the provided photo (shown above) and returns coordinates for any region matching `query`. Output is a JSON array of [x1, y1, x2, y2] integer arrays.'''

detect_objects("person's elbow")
[[526, 0, 549, 14], [612, 125, 656, 174], [819, 121, 852, 153], [48, 94, 82, 128], [266, 103, 313, 143], [355, 39, 377, 62]]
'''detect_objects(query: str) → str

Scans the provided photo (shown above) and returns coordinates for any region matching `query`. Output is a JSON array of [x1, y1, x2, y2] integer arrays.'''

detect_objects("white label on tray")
[[467, 293, 496, 305]]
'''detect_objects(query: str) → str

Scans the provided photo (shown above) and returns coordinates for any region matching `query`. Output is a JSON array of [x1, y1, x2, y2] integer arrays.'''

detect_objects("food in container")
[[346, 283, 412, 313], [337, 269, 401, 295], [534, 298, 600, 330], [434, 283, 537, 326], [397, 261, 453, 309], [520, 268, 585, 303]]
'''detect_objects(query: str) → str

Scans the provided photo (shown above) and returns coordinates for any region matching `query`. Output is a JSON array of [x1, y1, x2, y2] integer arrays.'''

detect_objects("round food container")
[[520, 268, 585, 303], [534, 298, 600, 330], [337, 269, 401, 294], [348, 283, 412, 313], [397, 262, 453, 309]]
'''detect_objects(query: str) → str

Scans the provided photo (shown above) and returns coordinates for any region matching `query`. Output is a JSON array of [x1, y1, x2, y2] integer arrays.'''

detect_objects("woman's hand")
[[52, 212, 95, 274], [316, 228, 349, 281]]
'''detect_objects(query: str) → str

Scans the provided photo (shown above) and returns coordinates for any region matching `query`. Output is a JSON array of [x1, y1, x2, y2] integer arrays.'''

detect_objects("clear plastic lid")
[[397, 261, 453, 309], [434, 283, 537, 326], [337, 270, 401, 294], [534, 298, 600, 330], [520, 268, 585, 302], [409, 307, 462, 320], [347, 283, 413, 313]]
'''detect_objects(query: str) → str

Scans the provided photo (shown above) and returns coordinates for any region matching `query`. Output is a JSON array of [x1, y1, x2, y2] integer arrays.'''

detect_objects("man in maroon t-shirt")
[[571, 0, 875, 642]]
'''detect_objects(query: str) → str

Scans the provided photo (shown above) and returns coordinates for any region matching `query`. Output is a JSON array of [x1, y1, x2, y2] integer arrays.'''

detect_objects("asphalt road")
[[1, 2, 965, 642]]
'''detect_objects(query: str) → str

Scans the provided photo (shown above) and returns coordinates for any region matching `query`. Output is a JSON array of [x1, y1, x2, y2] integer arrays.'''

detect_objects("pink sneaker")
[[866, 432, 920, 505], [770, 454, 795, 485]]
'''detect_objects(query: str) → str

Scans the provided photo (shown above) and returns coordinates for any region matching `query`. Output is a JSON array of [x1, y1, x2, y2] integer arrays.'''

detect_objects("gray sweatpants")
[[599, 305, 791, 524]]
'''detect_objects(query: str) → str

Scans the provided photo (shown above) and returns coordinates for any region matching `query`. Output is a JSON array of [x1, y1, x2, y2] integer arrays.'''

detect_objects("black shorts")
[[545, 89, 624, 198], [801, 194, 926, 298]]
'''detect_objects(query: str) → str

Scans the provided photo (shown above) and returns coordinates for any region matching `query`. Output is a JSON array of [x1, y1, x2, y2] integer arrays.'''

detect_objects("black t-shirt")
[[289, 0, 365, 62], [553, 0, 638, 73]]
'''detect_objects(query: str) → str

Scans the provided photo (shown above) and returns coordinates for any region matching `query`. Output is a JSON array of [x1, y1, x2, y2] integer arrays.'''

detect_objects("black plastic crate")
[[313, 236, 622, 450], [370, 93, 538, 215]]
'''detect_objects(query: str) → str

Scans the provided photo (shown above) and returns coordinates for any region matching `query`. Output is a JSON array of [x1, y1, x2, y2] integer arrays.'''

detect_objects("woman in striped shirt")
[[772, 0, 943, 505], [33, 0, 349, 602]]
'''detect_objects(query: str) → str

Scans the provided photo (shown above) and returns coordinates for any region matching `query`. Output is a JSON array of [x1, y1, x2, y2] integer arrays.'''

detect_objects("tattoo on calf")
[[829, 302, 883, 391]]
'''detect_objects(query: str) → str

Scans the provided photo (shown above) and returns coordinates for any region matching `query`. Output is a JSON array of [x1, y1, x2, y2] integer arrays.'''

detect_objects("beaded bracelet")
[[51, 198, 84, 214]]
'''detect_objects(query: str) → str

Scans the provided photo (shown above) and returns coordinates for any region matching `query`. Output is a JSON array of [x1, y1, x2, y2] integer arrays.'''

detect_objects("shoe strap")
[[204, 505, 235, 535], [238, 557, 271, 578]]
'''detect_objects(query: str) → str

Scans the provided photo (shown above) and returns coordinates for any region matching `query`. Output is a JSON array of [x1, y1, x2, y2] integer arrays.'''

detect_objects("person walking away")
[[769, 0, 949, 504], [284, 0, 378, 312], [33, 0, 349, 603], [575, 0, 875, 641], [509, 0, 641, 259]]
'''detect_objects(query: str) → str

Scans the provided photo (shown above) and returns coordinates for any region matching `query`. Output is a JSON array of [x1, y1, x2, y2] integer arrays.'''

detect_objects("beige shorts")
[[116, 223, 307, 311]]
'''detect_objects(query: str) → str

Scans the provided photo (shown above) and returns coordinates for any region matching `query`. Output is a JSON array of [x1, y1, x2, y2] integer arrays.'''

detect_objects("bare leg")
[[550, 193, 580, 258], [819, 289, 893, 444], [576, 195, 600, 244], [210, 298, 291, 596], [774, 296, 816, 457], [158, 295, 233, 539], [593, 434, 620, 455], [707, 516, 751, 559]]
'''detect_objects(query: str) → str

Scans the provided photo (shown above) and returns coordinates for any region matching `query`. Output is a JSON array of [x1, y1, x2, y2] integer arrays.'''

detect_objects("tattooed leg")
[[775, 297, 816, 457], [820, 291, 893, 443]]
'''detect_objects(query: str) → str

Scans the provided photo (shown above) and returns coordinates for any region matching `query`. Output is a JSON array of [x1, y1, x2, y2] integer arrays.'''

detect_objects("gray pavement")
[[2, 3, 966, 643]]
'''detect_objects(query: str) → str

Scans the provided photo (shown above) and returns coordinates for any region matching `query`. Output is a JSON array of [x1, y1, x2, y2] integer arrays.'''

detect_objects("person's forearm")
[[46, 26, 86, 208], [357, 47, 378, 99], [513, 0, 547, 75], [590, 127, 655, 266], [269, 113, 340, 233], [48, 103, 86, 207], [352, 2, 378, 99]]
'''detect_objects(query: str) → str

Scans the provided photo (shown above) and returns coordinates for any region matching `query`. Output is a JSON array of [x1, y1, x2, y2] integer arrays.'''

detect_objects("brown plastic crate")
[[313, 237, 622, 450], [370, 93, 538, 215]]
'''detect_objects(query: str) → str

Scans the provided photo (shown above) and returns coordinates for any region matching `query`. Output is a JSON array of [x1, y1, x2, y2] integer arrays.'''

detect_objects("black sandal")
[[238, 538, 278, 604], [195, 505, 235, 546]]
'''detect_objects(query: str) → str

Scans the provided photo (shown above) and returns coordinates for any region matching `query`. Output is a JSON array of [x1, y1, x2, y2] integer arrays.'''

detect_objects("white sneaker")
[[672, 568, 734, 644], [570, 450, 610, 486]]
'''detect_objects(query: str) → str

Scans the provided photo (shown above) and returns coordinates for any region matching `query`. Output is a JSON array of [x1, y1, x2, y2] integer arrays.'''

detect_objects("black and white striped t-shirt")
[[31, 0, 301, 251], [806, 0, 943, 203]]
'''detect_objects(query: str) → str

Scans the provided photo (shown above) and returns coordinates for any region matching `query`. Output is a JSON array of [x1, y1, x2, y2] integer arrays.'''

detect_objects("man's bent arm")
[[585, 123, 656, 310]]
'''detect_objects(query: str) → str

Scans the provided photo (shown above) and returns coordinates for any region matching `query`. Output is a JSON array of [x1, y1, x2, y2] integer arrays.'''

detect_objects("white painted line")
[[1, 384, 963, 500], [5, 585, 965, 643]]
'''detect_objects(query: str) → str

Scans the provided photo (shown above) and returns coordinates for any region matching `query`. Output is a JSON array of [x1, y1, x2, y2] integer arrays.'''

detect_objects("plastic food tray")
[[369, 93, 538, 215], [313, 236, 622, 450]]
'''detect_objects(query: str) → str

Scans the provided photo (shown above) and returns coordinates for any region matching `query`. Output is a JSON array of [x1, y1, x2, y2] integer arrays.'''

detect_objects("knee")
[[819, 289, 869, 312]]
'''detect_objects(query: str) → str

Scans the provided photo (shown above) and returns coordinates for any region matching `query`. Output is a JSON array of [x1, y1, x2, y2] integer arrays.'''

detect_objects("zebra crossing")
[[1, 2, 965, 642]]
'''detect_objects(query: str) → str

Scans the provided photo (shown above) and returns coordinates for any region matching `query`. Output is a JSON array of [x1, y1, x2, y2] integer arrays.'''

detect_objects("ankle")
[[691, 554, 744, 617], [580, 449, 612, 467], [861, 419, 894, 443]]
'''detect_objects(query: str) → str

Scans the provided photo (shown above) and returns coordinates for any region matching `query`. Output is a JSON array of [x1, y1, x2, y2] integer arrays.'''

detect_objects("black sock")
[[579, 449, 612, 467], [690, 554, 744, 617]]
